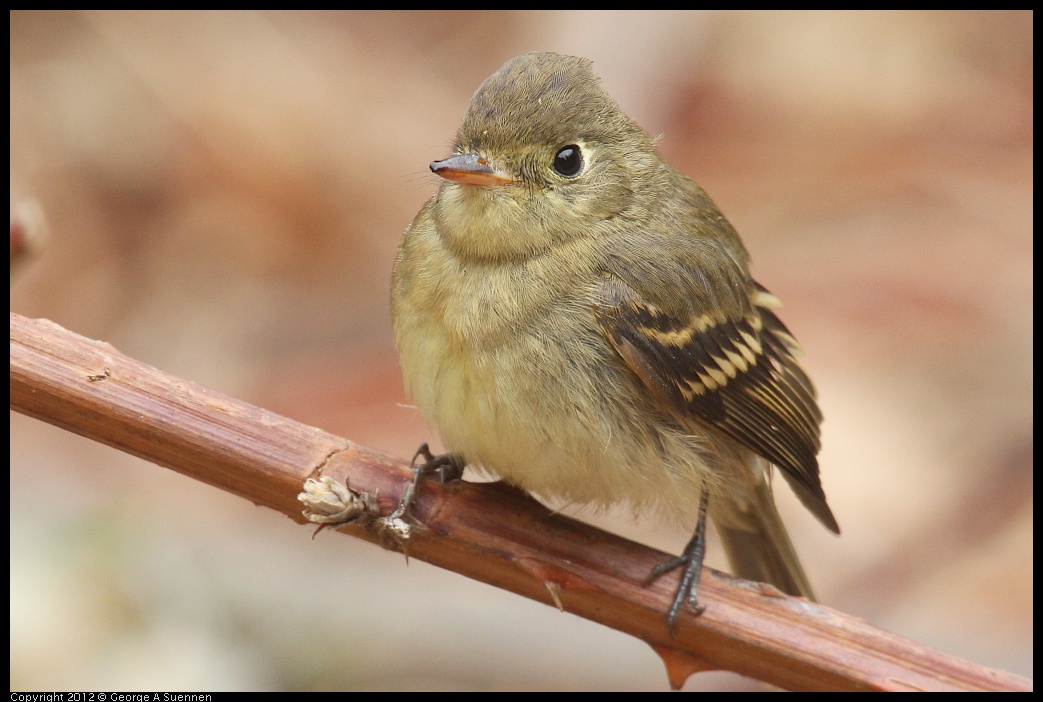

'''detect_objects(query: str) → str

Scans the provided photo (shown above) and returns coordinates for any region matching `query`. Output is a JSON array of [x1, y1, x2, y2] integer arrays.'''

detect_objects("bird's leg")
[[391, 443, 465, 519], [644, 489, 710, 637]]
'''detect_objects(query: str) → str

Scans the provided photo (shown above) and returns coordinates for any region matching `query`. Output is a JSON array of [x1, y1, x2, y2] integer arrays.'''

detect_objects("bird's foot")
[[387, 443, 464, 522], [644, 490, 710, 637]]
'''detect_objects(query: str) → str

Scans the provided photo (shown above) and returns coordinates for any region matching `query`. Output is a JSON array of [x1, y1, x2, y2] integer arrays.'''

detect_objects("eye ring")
[[553, 144, 583, 178]]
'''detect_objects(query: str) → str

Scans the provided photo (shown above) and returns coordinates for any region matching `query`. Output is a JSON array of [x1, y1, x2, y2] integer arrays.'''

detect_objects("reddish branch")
[[9, 312, 1032, 692]]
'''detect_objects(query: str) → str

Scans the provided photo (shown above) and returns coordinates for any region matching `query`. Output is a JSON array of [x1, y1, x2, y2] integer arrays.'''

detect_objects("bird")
[[391, 51, 839, 633]]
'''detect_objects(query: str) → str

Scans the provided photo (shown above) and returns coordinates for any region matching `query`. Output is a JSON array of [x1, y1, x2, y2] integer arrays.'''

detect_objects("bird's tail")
[[714, 471, 816, 600]]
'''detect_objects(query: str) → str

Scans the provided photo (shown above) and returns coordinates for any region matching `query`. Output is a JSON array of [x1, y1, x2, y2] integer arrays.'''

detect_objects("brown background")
[[11, 11, 1032, 691]]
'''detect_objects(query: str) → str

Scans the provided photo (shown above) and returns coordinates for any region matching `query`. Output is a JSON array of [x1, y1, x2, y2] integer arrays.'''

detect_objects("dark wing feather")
[[594, 275, 839, 534]]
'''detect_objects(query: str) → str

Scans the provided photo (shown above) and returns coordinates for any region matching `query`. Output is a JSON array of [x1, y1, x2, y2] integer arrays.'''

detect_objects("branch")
[[9, 312, 1031, 692]]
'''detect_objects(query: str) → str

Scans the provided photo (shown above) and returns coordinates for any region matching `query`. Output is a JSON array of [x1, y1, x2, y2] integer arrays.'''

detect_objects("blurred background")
[[10, 10, 1032, 691]]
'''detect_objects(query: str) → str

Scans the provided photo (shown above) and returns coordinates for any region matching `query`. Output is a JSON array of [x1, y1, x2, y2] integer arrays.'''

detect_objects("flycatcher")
[[391, 52, 839, 632]]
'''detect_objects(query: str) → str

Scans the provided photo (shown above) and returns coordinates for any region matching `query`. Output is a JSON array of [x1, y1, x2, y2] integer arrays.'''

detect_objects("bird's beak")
[[431, 154, 514, 186]]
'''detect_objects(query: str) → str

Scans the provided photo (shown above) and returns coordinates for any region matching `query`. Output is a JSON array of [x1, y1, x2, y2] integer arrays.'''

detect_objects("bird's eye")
[[553, 145, 583, 177]]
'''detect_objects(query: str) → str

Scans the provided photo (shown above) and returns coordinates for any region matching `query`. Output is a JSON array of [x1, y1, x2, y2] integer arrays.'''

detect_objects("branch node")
[[299, 475, 377, 525]]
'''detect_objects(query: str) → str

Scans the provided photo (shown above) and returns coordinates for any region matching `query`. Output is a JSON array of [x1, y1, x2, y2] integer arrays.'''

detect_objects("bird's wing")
[[593, 273, 839, 533]]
